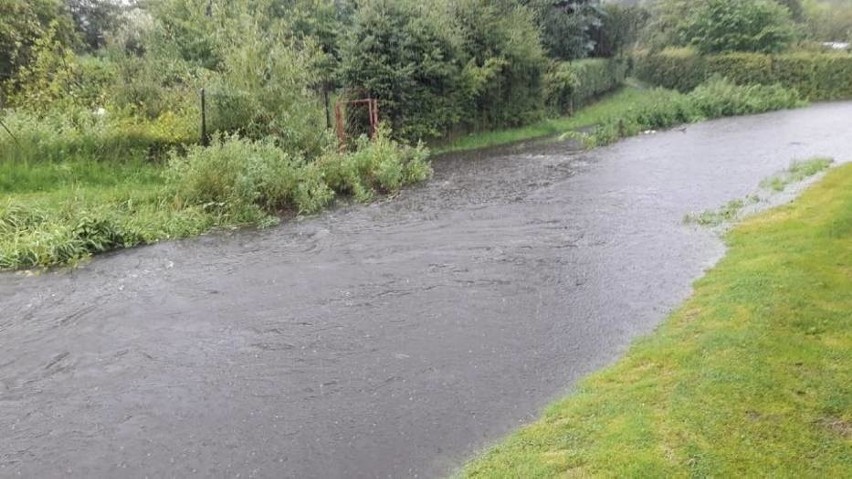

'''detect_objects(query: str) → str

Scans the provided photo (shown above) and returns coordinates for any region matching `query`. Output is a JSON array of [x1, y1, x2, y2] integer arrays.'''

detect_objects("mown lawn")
[[462, 164, 852, 477]]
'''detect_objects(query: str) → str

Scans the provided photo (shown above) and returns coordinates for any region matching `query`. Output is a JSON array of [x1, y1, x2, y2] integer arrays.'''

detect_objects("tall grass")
[[1, 126, 431, 270], [578, 77, 804, 146]]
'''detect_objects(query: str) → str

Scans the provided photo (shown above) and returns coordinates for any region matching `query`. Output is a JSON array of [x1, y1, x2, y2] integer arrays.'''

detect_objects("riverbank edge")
[[459, 163, 852, 477]]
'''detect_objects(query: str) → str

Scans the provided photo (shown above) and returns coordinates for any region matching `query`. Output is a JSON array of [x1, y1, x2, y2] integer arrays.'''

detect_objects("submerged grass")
[[684, 196, 760, 227], [760, 157, 834, 192], [685, 157, 834, 227], [461, 163, 852, 477]]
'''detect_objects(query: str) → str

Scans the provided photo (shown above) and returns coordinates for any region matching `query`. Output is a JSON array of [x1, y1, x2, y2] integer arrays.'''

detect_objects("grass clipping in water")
[[462, 163, 852, 477]]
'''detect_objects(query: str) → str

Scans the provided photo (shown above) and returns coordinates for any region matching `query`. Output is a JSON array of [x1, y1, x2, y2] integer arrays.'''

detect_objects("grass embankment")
[[0, 131, 429, 269], [437, 86, 649, 153], [439, 77, 803, 153], [462, 164, 852, 477], [1, 86, 651, 270], [0, 78, 804, 270]]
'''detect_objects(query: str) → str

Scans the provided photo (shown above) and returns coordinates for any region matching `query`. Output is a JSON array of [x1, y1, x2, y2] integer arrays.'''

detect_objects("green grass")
[[462, 163, 852, 477], [0, 181, 214, 270], [435, 86, 650, 154], [0, 129, 431, 270]]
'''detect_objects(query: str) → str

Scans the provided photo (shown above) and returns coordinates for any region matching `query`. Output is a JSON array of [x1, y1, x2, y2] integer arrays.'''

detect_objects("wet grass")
[[684, 195, 761, 227], [435, 86, 649, 154], [0, 131, 430, 270], [461, 163, 852, 477], [573, 78, 804, 148], [0, 179, 214, 270], [760, 157, 834, 192]]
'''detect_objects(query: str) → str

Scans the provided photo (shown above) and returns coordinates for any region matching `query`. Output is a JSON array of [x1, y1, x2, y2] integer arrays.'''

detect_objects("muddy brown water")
[[2, 103, 851, 478]]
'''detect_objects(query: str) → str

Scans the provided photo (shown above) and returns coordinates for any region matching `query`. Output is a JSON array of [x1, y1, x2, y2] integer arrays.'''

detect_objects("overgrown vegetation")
[[0, 127, 430, 269], [636, 49, 852, 99], [2, 0, 850, 269], [463, 162, 852, 477], [575, 77, 803, 147]]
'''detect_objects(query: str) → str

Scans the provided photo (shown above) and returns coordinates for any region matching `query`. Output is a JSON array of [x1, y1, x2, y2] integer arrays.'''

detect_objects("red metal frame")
[[334, 98, 379, 150]]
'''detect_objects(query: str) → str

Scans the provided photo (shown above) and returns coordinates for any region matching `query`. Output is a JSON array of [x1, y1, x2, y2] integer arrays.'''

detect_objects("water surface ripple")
[[2, 103, 851, 478]]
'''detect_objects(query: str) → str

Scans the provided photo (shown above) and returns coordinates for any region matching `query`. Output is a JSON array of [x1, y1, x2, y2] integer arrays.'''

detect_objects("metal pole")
[[200, 88, 208, 147], [324, 86, 332, 130]]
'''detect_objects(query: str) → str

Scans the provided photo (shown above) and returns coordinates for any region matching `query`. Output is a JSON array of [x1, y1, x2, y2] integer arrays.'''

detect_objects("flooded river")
[[2, 103, 851, 478]]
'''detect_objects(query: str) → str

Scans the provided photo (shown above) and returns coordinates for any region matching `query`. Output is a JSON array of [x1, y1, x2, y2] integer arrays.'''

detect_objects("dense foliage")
[[679, 0, 796, 54], [643, 0, 808, 52], [545, 58, 629, 114], [636, 49, 852, 100], [579, 77, 803, 146], [2, 0, 850, 269]]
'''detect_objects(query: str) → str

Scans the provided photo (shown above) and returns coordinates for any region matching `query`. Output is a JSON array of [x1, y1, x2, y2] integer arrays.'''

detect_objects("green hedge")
[[635, 49, 852, 100], [545, 57, 629, 114]]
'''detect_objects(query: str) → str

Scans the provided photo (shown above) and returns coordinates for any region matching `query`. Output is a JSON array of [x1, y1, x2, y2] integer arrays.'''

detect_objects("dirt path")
[[2, 103, 851, 478]]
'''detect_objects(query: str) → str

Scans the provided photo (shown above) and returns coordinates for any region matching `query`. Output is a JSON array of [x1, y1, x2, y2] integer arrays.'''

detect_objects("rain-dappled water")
[[2, 102, 851, 478]]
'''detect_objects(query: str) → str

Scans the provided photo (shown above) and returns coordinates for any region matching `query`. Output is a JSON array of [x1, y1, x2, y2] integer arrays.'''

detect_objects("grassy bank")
[[1, 86, 649, 270], [436, 86, 649, 154], [438, 77, 803, 154], [0, 78, 806, 270], [0, 131, 430, 270], [462, 164, 852, 477]]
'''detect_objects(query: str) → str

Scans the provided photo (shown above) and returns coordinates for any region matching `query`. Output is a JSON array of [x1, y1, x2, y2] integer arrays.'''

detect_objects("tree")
[[803, 0, 852, 42], [530, 0, 605, 60], [0, 0, 77, 89], [450, 0, 548, 128], [775, 0, 804, 21], [680, 0, 797, 54], [340, 0, 466, 140], [66, 0, 124, 51], [592, 3, 650, 57]]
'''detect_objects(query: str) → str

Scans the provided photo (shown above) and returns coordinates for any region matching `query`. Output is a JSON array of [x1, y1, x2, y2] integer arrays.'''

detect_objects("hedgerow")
[[635, 49, 852, 100]]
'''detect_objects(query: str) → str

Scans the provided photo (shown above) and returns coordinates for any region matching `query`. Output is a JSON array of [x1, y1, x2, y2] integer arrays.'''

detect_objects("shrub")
[[689, 76, 802, 117], [168, 127, 431, 220], [635, 49, 852, 100], [634, 47, 709, 92], [680, 0, 797, 54], [167, 135, 334, 222], [545, 58, 629, 114], [319, 126, 431, 202]]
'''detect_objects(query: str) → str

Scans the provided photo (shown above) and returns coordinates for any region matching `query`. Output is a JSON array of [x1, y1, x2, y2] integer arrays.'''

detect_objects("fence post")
[[200, 88, 209, 147]]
